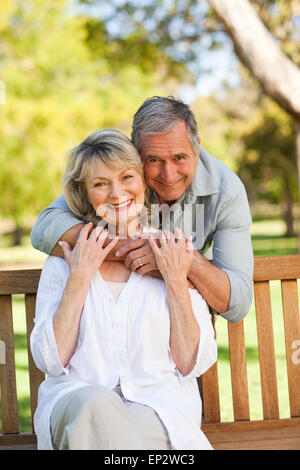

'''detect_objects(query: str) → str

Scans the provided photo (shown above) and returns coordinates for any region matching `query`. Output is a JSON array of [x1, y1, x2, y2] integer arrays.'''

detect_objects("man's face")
[[139, 120, 200, 205]]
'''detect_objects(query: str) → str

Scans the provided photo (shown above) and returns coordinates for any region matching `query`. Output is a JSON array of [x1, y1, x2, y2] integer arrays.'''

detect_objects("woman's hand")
[[149, 228, 200, 376], [59, 223, 119, 283], [148, 228, 194, 285]]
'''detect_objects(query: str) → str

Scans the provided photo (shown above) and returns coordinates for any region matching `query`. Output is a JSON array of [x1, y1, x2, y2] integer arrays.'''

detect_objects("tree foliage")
[[192, 72, 298, 236], [1, 0, 299, 242], [0, 0, 179, 242]]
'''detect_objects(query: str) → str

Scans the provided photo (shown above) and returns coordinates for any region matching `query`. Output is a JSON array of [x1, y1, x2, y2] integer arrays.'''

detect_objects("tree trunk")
[[282, 177, 296, 238], [209, 0, 300, 122], [12, 225, 23, 246], [209, 0, 300, 252]]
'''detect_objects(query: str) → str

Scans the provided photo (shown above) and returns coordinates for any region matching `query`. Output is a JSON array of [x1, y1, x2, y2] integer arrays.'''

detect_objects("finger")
[[130, 254, 152, 272], [137, 263, 157, 275], [78, 222, 93, 241], [158, 230, 167, 248], [148, 234, 160, 254], [174, 227, 185, 244], [186, 236, 194, 253], [102, 232, 119, 249], [104, 236, 119, 254], [58, 240, 72, 262], [96, 229, 109, 246], [124, 244, 152, 269], [169, 230, 176, 244], [115, 238, 147, 257], [89, 225, 103, 242], [163, 230, 175, 246], [95, 225, 105, 238]]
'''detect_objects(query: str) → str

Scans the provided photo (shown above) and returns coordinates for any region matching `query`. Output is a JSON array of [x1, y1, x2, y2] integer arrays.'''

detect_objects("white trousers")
[[50, 385, 171, 450]]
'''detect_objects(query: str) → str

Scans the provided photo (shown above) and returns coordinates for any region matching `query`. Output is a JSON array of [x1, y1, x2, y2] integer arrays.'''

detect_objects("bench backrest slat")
[[281, 279, 300, 418], [25, 294, 45, 431], [201, 314, 221, 423], [0, 270, 41, 295], [0, 295, 19, 433], [254, 281, 279, 419], [253, 255, 300, 281], [227, 321, 250, 421], [202, 362, 220, 423]]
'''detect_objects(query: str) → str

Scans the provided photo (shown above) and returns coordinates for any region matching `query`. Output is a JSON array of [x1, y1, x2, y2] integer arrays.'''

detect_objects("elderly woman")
[[30, 129, 217, 451]]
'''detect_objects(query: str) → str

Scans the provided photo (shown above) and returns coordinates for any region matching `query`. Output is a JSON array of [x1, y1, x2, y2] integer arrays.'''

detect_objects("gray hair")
[[63, 128, 149, 226], [131, 96, 200, 156]]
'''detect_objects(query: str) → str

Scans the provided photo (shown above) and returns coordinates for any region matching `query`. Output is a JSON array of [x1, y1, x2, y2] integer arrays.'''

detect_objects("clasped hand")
[[115, 228, 195, 283], [58, 223, 194, 286], [148, 229, 194, 283]]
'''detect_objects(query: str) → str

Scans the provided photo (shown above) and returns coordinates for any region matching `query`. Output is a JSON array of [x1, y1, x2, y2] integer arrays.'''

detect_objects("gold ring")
[[137, 257, 143, 267]]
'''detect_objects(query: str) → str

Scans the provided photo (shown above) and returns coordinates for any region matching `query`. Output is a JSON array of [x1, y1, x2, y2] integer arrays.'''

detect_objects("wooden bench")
[[0, 255, 299, 450]]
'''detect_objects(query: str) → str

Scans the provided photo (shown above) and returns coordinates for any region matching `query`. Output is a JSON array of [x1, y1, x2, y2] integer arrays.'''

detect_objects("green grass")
[[251, 219, 298, 256], [0, 218, 299, 432], [0, 230, 47, 267]]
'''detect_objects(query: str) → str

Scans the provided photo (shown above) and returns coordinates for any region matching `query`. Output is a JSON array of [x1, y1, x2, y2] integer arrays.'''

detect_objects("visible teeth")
[[108, 200, 131, 209]]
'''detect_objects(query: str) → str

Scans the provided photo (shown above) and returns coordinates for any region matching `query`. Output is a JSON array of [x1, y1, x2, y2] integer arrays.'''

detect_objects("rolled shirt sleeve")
[[31, 194, 84, 255], [212, 188, 254, 323], [30, 256, 70, 376], [170, 291, 217, 385]]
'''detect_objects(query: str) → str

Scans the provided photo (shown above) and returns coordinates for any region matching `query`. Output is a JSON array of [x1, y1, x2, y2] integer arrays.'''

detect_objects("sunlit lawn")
[[0, 218, 299, 431]]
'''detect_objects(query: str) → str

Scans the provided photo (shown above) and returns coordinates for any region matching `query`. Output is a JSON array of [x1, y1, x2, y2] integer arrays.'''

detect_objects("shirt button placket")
[[116, 299, 127, 383]]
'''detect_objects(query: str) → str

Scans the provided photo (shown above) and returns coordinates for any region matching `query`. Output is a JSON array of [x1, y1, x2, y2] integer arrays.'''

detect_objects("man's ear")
[[195, 138, 201, 159]]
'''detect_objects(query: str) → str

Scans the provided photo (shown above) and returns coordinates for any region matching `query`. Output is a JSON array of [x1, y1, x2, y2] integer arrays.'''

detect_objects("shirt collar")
[[192, 148, 219, 197]]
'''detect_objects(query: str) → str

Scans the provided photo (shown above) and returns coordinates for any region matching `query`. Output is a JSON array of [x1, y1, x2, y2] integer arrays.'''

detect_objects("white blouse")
[[30, 256, 217, 450]]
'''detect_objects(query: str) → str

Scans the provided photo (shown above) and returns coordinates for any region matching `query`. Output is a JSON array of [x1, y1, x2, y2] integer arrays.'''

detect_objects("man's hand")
[[115, 236, 159, 275], [115, 233, 196, 288]]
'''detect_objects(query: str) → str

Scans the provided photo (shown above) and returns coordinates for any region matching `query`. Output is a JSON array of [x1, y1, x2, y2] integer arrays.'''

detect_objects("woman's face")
[[84, 158, 145, 231]]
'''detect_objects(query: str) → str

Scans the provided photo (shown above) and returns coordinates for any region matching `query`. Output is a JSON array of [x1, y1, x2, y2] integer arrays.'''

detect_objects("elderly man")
[[31, 96, 253, 322]]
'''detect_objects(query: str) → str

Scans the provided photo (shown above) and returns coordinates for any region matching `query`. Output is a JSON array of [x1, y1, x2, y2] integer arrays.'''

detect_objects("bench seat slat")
[[0, 432, 36, 447], [202, 418, 300, 450], [254, 281, 279, 419]]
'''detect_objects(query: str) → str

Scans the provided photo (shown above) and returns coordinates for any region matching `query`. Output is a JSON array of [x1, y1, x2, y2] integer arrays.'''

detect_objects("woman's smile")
[[107, 199, 133, 211], [84, 159, 145, 232]]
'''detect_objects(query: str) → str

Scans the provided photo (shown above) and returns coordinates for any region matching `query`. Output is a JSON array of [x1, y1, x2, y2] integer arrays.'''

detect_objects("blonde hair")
[[63, 129, 150, 226]]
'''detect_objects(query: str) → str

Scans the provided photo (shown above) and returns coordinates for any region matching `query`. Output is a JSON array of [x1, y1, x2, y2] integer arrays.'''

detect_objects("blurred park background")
[[0, 0, 300, 431]]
